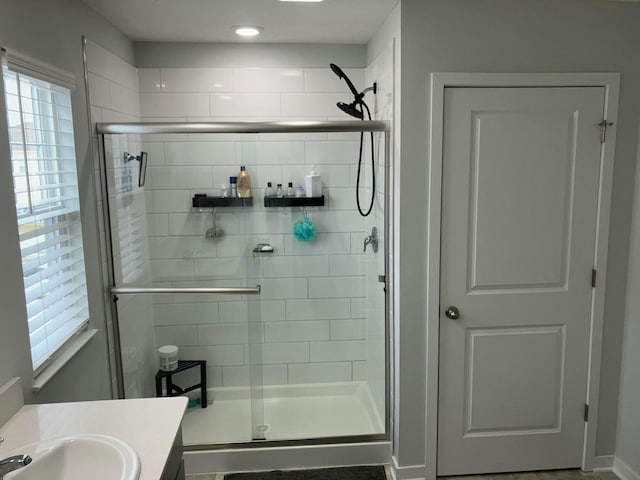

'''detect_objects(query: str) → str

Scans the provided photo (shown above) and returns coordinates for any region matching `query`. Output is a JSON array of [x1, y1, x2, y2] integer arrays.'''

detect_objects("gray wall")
[[395, 0, 640, 468], [0, 0, 134, 403], [616, 127, 640, 477]]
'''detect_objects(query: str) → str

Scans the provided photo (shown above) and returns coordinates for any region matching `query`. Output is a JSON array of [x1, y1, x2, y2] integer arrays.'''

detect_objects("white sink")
[[5, 434, 140, 480]]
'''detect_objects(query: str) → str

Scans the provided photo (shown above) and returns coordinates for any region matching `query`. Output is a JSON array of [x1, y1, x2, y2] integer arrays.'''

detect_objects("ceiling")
[[80, 0, 399, 44]]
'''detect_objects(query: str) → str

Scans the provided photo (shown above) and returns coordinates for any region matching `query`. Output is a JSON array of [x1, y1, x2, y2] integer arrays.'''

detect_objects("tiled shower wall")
[[365, 40, 394, 424], [137, 64, 387, 390], [86, 40, 157, 398]]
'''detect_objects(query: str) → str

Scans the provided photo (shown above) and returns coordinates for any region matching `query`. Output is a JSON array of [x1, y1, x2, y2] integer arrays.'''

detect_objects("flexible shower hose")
[[356, 101, 376, 217]]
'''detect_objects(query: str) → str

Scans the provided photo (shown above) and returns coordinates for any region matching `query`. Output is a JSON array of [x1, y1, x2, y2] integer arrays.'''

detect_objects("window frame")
[[2, 47, 93, 378]]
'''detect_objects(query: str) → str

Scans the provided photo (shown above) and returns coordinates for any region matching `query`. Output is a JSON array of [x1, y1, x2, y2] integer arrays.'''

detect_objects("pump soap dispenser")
[[305, 165, 322, 198]]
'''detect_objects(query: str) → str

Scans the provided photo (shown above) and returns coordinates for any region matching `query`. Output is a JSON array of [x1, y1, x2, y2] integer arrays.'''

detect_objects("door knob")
[[445, 305, 460, 320]]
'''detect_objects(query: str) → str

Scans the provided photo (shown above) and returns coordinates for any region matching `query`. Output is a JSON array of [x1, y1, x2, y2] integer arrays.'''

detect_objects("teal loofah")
[[293, 214, 316, 242]]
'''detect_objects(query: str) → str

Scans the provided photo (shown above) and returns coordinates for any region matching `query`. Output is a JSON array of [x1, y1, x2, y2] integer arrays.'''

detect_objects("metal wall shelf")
[[191, 194, 325, 208], [264, 196, 325, 208], [192, 194, 253, 208]]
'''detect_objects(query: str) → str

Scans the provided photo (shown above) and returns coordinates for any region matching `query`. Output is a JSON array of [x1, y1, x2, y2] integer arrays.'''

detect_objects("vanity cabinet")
[[162, 430, 185, 480], [0, 378, 188, 480]]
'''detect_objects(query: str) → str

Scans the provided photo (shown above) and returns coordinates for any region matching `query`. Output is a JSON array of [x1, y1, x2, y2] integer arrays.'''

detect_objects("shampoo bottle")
[[237, 165, 251, 198], [305, 165, 322, 198]]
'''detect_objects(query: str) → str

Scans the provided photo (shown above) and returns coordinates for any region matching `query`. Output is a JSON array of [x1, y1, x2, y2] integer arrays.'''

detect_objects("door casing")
[[425, 72, 620, 480]]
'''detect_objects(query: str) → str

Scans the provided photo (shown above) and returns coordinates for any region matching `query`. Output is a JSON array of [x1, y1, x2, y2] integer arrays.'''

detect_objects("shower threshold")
[[181, 381, 384, 446]]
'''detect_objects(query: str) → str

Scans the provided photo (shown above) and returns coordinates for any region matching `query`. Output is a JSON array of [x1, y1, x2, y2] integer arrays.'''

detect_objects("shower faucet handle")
[[363, 226, 378, 253]]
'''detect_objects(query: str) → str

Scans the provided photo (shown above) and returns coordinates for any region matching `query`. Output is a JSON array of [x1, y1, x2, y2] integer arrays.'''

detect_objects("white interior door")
[[438, 87, 604, 475]]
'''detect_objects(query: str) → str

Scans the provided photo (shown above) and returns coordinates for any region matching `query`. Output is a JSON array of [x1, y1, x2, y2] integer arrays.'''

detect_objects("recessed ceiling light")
[[234, 26, 263, 37]]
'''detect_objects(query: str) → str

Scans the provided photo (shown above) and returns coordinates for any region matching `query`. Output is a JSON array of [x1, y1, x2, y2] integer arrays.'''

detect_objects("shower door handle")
[[111, 286, 261, 295]]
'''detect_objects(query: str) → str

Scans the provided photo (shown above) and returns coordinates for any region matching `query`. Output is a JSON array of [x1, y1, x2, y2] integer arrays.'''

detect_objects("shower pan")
[[97, 120, 391, 469]]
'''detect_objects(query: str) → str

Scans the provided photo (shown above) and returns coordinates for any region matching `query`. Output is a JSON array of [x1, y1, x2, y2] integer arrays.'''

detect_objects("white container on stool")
[[158, 345, 179, 371]]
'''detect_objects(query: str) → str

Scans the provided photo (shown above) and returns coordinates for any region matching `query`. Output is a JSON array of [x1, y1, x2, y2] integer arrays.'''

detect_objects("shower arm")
[[352, 83, 378, 109], [359, 83, 377, 98]]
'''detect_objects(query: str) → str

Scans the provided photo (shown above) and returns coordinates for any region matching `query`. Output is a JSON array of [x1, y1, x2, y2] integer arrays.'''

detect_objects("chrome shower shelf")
[[192, 194, 253, 208], [264, 196, 325, 208]]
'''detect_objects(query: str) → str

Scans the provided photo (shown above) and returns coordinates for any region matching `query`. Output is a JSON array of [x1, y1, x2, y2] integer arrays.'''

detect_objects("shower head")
[[330, 63, 377, 120], [337, 101, 364, 120], [330, 63, 359, 97]]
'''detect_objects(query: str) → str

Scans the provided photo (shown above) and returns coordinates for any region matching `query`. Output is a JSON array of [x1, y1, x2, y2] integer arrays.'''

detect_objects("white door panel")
[[438, 87, 604, 475]]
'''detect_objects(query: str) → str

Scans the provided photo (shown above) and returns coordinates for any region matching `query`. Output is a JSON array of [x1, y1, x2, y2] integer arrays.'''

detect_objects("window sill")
[[31, 329, 98, 393]]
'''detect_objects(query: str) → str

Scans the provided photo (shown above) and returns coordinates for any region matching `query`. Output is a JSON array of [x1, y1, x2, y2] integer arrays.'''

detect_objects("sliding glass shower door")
[[102, 132, 266, 445], [99, 120, 390, 448]]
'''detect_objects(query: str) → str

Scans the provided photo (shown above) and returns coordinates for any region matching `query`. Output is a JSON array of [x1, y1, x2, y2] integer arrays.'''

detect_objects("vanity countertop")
[[0, 397, 187, 480]]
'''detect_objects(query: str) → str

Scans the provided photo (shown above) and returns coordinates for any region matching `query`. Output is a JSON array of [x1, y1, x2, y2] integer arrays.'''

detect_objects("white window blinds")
[[3, 56, 89, 375]]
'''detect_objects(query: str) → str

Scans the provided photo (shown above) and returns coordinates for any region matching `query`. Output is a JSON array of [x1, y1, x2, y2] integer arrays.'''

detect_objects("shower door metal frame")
[[97, 120, 393, 448]]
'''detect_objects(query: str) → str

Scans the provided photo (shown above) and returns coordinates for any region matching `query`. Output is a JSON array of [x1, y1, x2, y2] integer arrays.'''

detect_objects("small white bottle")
[[265, 182, 275, 197], [275, 184, 284, 198], [305, 165, 322, 198], [229, 176, 237, 197], [287, 182, 294, 197]]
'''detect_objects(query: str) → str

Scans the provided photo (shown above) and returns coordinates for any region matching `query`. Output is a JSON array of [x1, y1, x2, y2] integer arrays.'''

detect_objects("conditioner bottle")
[[305, 165, 322, 197], [237, 165, 252, 198]]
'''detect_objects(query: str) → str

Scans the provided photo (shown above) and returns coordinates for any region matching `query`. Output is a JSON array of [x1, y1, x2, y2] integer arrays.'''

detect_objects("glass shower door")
[[101, 132, 266, 446], [99, 119, 390, 448], [248, 285, 265, 440]]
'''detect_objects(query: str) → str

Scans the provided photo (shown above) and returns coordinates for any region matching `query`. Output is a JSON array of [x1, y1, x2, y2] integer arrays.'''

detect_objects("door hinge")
[[584, 403, 589, 422], [599, 120, 613, 143], [591, 268, 597, 288]]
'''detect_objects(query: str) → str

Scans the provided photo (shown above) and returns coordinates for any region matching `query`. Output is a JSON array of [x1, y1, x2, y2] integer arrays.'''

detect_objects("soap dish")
[[252, 243, 274, 253]]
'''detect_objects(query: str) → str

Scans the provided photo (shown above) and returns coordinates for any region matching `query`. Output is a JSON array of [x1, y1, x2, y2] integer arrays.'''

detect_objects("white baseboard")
[[390, 457, 427, 480], [613, 457, 640, 480], [592, 455, 615, 471]]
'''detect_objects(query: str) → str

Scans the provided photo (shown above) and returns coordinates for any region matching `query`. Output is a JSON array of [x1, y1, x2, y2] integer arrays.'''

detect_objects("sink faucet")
[[0, 454, 32, 478]]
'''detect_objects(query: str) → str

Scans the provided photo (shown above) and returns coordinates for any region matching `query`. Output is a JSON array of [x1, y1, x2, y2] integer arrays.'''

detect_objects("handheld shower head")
[[330, 63, 360, 97], [336, 101, 364, 119], [330, 63, 377, 118], [329, 63, 377, 218]]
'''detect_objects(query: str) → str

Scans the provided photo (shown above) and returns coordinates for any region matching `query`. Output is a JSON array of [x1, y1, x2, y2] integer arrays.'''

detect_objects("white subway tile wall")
[[137, 65, 384, 387], [364, 41, 395, 422]]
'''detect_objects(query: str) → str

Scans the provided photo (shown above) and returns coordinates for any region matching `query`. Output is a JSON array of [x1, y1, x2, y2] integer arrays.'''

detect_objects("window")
[[2, 51, 89, 375]]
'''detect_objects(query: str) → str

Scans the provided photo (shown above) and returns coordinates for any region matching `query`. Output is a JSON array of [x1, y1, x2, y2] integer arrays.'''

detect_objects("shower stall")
[[97, 120, 390, 459]]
